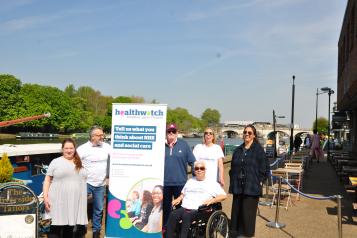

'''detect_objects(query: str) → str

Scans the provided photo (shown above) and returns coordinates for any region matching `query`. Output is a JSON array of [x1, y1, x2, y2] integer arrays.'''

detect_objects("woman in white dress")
[[193, 128, 225, 186], [43, 138, 88, 238]]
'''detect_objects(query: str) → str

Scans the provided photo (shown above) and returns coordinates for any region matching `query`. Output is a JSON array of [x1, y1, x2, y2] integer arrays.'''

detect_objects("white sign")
[[106, 103, 167, 238], [0, 214, 36, 238]]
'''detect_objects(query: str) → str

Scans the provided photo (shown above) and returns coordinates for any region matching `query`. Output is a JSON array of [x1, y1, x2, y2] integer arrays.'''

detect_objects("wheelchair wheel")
[[205, 210, 229, 238]]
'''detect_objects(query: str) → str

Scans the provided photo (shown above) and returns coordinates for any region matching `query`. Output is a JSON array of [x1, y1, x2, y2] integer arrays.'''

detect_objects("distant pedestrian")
[[77, 125, 111, 238], [293, 135, 302, 153], [229, 124, 270, 238], [163, 123, 196, 230], [304, 134, 311, 148], [310, 129, 322, 163], [193, 127, 225, 186]]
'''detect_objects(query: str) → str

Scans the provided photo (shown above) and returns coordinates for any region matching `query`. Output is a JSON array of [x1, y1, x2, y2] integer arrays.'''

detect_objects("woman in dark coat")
[[229, 124, 270, 238]]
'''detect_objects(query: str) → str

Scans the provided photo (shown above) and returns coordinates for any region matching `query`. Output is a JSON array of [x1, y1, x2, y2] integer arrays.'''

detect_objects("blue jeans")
[[87, 184, 105, 233]]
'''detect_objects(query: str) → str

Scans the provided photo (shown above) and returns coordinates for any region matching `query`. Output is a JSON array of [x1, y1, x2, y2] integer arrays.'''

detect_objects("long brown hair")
[[62, 138, 82, 171], [142, 190, 153, 206], [244, 124, 259, 144]]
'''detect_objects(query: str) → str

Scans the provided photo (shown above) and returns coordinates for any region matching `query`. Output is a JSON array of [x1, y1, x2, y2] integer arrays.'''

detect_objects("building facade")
[[337, 0, 357, 153]]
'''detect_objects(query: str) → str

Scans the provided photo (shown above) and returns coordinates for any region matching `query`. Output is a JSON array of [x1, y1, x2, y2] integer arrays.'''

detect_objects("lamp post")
[[320, 87, 335, 160], [315, 88, 328, 131], [289, 75, 295, 154], [273, 110, 285, 159]]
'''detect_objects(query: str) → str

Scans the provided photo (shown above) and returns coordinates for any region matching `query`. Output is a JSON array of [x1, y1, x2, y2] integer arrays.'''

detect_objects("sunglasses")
[[204, 131, 213, 135], [243, 131, 253, 135], [194, 166, 206, 171], [167, 130, 177, 134]]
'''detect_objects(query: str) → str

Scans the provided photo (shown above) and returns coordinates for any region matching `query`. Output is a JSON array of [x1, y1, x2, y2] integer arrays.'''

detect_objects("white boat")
[[0, 143, 62, 195]]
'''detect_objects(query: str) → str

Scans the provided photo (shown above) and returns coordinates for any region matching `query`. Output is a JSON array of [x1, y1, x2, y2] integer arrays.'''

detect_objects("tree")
[[19, 83, 84, 132], [167, 107, 202, 132], [64, 84, 77, 97], [201, 108, 221, 127], [312, 117, 328, 134], [0, 74, 24, 121]]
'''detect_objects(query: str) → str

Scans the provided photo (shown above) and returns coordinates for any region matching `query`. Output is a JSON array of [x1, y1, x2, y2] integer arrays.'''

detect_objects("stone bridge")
[[220, 125, 312, 139]]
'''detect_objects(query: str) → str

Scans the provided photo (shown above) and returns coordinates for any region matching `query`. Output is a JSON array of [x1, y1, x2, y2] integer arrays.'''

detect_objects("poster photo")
[[106, 103, 167, 238]]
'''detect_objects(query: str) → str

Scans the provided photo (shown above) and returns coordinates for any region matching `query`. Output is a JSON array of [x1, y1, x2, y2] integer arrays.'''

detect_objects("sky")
[[0, 0, 348, 128]]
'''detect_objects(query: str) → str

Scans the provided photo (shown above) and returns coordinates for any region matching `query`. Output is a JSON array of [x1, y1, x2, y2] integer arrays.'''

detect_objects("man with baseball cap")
[[163, 123, 196, 231]]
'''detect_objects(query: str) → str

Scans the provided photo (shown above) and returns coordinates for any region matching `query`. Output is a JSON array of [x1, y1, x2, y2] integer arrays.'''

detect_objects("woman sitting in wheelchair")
[[165, 160, 227, 238]]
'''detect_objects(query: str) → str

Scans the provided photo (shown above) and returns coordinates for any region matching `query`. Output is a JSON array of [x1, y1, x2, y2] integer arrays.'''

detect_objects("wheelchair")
[[173, 203, 229, 238]]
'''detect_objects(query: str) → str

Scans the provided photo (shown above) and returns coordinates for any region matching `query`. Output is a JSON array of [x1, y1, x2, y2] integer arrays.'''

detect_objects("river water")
[[0, 137, 244, 148]]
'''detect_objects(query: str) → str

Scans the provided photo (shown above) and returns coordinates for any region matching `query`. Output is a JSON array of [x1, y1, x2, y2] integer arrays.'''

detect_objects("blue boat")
[[0, 143, 62, 195]]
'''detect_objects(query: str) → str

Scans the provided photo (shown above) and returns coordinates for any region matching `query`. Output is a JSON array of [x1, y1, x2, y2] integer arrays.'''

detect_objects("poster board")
[[0, 183, 38, 238], [106, 104, 167, 238]]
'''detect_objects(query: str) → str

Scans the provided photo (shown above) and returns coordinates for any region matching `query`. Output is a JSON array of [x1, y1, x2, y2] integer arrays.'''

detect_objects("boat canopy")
[[0, 143, 62, 157]]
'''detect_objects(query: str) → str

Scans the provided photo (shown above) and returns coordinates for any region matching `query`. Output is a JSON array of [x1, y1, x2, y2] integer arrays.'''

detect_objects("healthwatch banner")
[[106, 103, 167, 238]]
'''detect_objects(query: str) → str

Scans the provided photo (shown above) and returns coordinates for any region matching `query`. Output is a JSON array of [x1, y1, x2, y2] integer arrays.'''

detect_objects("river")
[[0, 137, 268, 150]]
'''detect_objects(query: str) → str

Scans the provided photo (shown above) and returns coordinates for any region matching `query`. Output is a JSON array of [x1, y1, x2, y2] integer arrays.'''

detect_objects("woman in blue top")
[[229, 125, 270, 238]]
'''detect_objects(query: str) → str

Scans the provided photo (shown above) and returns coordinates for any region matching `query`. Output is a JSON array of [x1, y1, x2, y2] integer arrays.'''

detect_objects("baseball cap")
[[166, 123, 177, 132]]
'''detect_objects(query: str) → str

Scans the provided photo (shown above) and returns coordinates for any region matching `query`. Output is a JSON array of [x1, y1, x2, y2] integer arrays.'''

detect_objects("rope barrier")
[[283, 178, 336, 200], [270, 157, 283, 167]]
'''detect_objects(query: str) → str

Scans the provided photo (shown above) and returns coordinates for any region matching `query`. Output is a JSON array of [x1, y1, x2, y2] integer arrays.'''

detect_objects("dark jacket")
[[229, 141, 270, 196]]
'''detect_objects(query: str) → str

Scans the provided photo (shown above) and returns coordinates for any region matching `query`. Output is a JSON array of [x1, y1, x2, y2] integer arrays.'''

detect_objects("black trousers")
[[166, 207, 198, 238], [48, 225, 86, 238], [48, 225, 74, 238], [163, 185, 184, 227], [230, 194, 259, 238]]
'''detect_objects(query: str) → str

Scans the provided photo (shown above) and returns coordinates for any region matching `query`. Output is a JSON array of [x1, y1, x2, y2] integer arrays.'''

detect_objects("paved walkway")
[[86, 155, 357, 238], [221, 156, 357, 238]]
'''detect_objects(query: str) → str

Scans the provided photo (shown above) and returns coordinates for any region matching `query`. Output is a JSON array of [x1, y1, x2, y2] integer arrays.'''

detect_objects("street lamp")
[[273, 110, 285, 159], [315, 88, 328, 131], [320, 87, 335, 160], [289, 75, 295, 154]]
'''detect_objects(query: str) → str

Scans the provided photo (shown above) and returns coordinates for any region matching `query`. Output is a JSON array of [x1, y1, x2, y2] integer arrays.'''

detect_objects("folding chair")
[[271, 170, 292, 210], [284, 163, 304, 197]]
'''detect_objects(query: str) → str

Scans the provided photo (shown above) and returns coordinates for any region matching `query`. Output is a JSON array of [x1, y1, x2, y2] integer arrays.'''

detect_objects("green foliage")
[[0, 74, 24, 121], [167, 107, 203, 132], [0, 153, 14, 183], [64, 84, 76, 97], [0, 74, 221, 133], [312, 117, 328, 134], [201, 108, 221, 127]]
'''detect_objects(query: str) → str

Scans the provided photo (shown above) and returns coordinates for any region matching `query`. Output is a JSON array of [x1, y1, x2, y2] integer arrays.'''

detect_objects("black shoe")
[[93, 231, 100, 238], [74, 225, 87, 238]]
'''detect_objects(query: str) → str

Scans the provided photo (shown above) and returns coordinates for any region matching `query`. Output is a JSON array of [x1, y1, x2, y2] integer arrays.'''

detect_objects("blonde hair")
[[203, 127, 216, 144]]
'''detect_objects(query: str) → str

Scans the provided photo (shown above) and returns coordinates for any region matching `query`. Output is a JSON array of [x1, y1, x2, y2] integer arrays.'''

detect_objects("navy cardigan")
[[229, 141, 270, 196]]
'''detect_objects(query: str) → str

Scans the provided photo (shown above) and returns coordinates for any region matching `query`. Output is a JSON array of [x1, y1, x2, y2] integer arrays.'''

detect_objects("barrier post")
[[266, 177, 286, 229], [259, 179, 272, 206], [336, 195, 342, 238]]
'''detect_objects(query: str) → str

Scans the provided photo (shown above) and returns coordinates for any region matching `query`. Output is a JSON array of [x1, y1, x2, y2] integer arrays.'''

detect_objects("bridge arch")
[[221, 129, 239, 138]]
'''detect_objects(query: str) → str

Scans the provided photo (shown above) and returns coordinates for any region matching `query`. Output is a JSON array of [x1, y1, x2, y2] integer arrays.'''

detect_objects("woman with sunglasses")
[[229, 125, 270, 238], [165, 160, 226, 238], [193, 128, 225, 186]]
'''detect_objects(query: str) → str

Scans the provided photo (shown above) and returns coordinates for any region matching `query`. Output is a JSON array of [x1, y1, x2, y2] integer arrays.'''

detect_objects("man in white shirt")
[[77, 125, 111, 238], [165, 160, 226, 238]]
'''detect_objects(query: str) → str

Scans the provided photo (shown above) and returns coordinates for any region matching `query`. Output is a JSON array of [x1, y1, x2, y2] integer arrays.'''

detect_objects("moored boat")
[[0, 143, 62, 195], [16, 132, 59, 139]]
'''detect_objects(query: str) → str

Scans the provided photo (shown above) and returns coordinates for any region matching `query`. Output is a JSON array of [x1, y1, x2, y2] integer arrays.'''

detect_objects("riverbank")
[[0, 133, 15, 139]]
